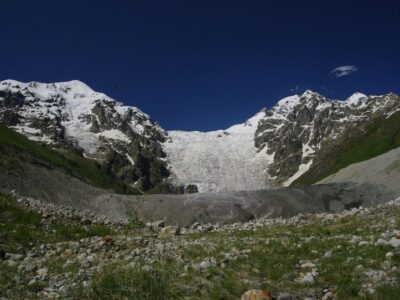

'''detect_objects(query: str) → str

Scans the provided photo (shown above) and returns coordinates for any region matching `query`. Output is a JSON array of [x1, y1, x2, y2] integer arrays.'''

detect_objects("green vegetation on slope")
[[87, 263, 181, 300], [0, 193, 114, 253], [0, 193, 115, 298], [72, 206, 400, 300], [294, 111, 400, 185], [0, 124, 140, 194]]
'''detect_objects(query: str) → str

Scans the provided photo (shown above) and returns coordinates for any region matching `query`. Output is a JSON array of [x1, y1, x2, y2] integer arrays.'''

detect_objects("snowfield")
[[163, 112, 274, 192]]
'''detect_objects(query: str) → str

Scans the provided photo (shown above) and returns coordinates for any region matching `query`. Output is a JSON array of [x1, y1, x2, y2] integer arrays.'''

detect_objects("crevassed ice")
[[163, 111, 273, 192]]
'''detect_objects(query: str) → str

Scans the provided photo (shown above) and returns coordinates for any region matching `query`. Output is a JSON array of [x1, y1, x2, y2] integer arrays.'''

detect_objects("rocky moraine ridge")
[[1, 79, 399, 192]]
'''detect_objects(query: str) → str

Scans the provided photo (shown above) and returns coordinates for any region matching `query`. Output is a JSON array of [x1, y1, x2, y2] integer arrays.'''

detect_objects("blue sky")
[[1, 0, 399, 131]]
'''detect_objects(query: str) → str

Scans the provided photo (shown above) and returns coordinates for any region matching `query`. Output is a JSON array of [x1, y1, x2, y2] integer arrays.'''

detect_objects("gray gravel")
[[318, 147, 400, 195], [1, 157, 397, 226]]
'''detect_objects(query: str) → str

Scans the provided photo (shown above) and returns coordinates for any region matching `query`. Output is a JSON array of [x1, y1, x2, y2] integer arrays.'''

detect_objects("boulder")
[[241, 289, 272, 300], [158, 226, 180, 239], [388, 237, 400, 248], [277, 293, 293, 300], [298, 272, 315, 284]]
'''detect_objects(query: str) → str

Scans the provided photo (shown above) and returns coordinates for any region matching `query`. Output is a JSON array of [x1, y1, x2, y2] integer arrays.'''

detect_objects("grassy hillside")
[[294, 111, 400, 185], [0, 194, 114, 253], [0, 124, 140, 194]]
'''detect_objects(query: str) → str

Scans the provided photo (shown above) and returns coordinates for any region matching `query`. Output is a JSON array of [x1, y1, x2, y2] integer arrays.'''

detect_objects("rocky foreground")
[[1, 193, 400, 299]]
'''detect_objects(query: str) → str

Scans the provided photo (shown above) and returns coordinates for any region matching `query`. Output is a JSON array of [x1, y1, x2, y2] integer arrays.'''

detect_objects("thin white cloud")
[[290, 84, 304, 93], [331, 65, 358, 78]]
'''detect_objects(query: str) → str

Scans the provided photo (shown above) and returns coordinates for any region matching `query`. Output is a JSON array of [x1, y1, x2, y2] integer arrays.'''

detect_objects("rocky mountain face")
[[164, 90, 400, 191], [1, 79, 399, 193], [254, 91, 400, 185], [0, 80, 171, 192]]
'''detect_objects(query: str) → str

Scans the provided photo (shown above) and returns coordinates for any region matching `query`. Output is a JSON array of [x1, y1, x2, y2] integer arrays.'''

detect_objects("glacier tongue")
[[163, 111, 273, 192]]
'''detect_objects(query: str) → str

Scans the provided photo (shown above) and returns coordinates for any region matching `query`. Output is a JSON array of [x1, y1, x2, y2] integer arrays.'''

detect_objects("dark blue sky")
[[1, 0, 399, 131]]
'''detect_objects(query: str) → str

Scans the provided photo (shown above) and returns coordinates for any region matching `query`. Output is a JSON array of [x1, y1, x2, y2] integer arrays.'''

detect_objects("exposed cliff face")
[[0, 80, 171, 192]]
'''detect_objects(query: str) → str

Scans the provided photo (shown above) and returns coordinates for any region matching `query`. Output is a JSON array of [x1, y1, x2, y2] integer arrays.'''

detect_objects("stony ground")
[[1, 192, 400, 299]]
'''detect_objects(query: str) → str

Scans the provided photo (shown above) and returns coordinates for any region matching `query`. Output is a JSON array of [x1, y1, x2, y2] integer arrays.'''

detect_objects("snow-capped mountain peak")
[[277, 95, 301, 108], [0, 79, 171, 192], [301, 89, 320, 97], [0, 79, 162, 146], [225, 110, 266, 133], [1, 79, 399, 193], [346, 92, 367, 106], [1, 79, 95, 98]]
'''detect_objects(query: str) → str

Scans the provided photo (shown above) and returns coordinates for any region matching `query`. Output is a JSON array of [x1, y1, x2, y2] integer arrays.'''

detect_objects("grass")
[[78, 209, 400, 299], [0, 123, 140, 194], [82, 262, 182, 300], [2, 191, 399, 299], [0, 193, 117, 299], [294, 111, 400, 185], [0, 193, 114, 253], [124, 210, 145, 230]]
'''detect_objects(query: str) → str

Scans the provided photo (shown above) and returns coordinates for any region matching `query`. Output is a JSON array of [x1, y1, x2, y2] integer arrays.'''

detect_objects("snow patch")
[[98, 129, 130, 143], [126, 153, 135, 166], [10, 125, 54, 144], [282, 159, 313, 187], [346, 93, 367, 106], [277, 95, 301, 108]]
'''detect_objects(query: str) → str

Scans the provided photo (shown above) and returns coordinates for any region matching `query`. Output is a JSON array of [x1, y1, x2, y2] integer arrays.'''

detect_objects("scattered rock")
[[146, 220, 165, 230], [388, 237, 400, 248], [36, 268, 48, 277], [28, 279, 37, 286], [298, 272, 315, 284], [195, 259, 216, 270], [241, 289, 272, 300], [322, 291, 335, 300], [101, 235, 115, 247], [349, 236, 361, 245], [300, 262, 316, 269], [386, 252, 394, 259], [7, 253, 24, 260], [355, 265, 364, 272], [375, 238, 388, 246], [3, 192, 400, 299], [6, 260, 17, 267], [159, 226, 180, 239], [276, 292, 293, 300]]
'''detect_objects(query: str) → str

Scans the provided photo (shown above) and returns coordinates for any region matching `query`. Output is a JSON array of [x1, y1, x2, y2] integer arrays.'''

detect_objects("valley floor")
[[1, 193, 400, 299]]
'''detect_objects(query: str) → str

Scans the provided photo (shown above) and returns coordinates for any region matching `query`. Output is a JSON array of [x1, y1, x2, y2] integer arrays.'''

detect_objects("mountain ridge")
[[0, 79, 171, 193], [1, 79, 399, 192]]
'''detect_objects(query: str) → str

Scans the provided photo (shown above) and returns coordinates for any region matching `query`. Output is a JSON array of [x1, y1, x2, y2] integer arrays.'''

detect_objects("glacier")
[[162, 112, 274, 192]]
